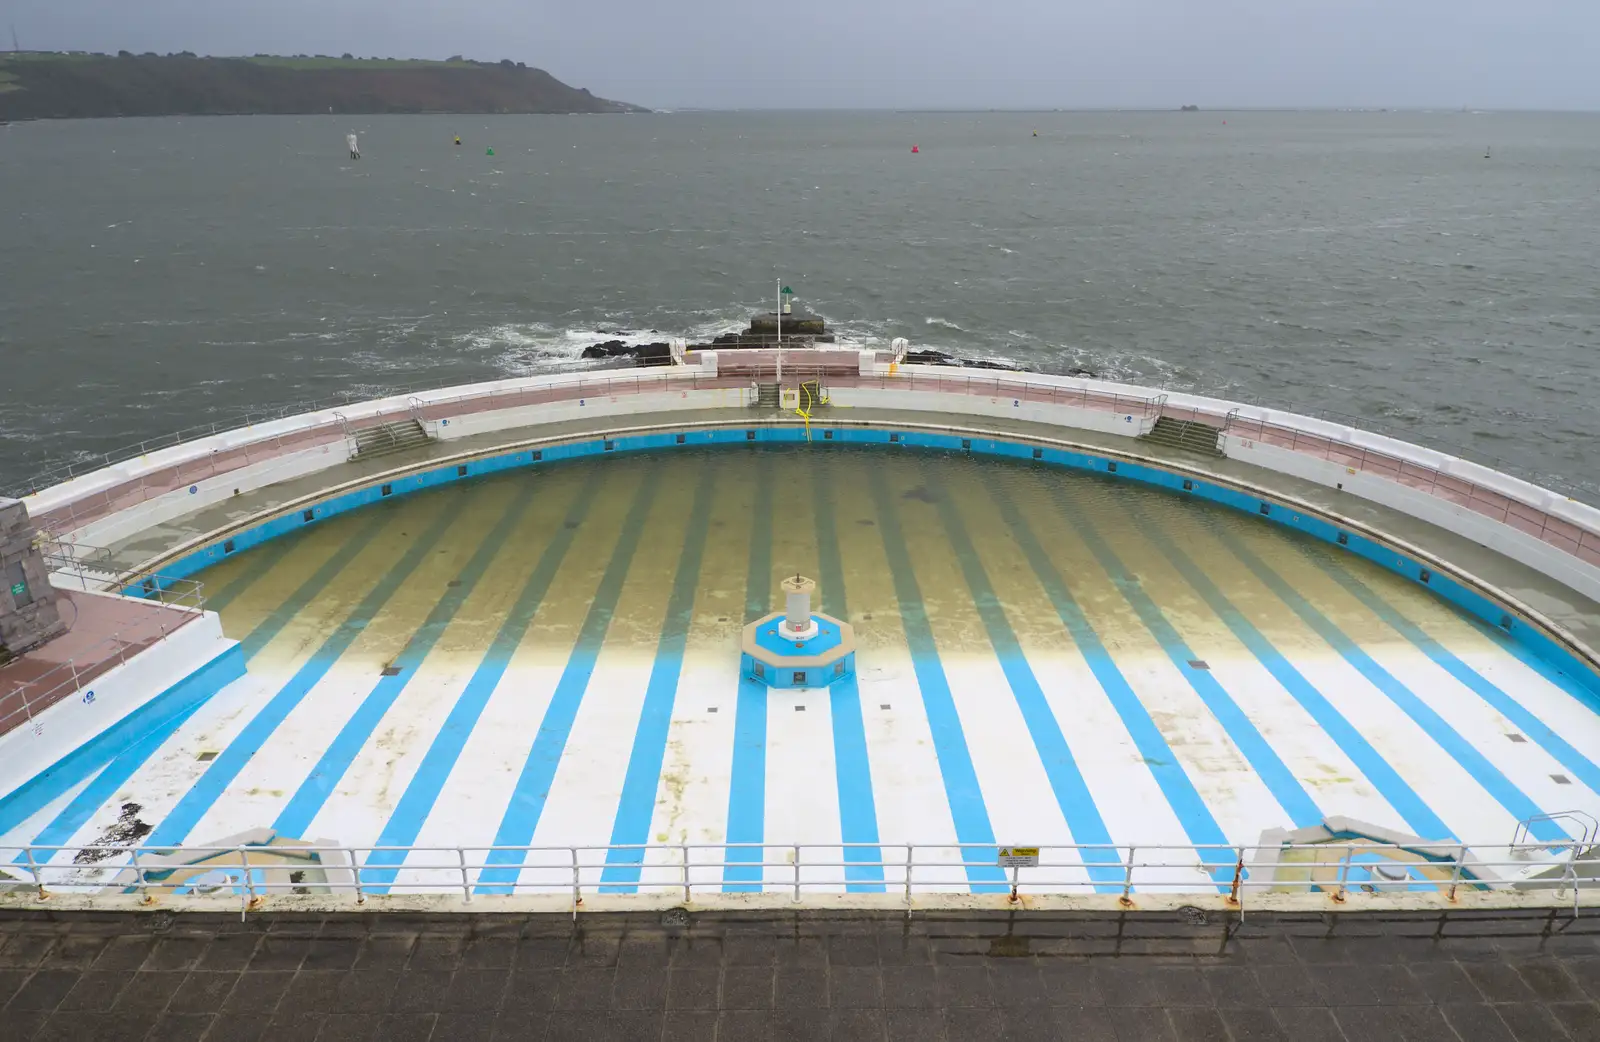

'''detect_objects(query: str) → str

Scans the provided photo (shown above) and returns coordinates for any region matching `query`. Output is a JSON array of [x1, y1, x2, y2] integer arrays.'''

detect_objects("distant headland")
[[0, 52, 647, 120]]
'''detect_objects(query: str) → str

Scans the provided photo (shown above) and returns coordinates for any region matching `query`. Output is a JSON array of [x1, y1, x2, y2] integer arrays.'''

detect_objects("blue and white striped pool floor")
[[10, 446, 1600, 893]]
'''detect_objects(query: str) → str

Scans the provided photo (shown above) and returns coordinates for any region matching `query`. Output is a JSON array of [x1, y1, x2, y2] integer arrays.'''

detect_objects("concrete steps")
[[351, 419, 433, 461], [1141, 415, 1225, 456], [754, 382, 781, 409]]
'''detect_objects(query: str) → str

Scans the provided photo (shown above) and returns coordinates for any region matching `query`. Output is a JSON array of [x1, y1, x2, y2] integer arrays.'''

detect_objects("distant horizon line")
[[654, 106, 1599, 115]]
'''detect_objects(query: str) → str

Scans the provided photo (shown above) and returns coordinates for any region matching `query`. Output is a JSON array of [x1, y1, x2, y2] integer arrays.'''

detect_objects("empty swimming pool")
[[9, 444, 1600, 895]]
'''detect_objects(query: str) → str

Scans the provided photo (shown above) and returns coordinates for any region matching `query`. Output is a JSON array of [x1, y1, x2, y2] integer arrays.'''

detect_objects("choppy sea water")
[[1, 110, 1596, 497]]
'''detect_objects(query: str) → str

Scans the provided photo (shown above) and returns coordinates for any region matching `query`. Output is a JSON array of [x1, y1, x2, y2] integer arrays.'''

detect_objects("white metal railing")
[[2, 840, 1593, 915]]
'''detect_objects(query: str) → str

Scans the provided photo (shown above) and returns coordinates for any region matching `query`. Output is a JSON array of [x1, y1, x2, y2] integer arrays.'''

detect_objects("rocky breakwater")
[[580, 337, 673, 365]]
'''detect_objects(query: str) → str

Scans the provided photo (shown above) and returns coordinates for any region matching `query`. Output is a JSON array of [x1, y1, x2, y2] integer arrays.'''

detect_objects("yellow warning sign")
[[997, 846, 1040, 868]]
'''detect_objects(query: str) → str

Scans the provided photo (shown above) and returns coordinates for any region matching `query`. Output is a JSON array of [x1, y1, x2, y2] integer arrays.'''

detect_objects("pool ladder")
[[1512, 810, 1599, 855]]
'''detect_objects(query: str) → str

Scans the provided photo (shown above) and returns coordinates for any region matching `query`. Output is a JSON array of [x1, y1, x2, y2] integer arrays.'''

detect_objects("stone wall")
[[0, 498, 66, 661]]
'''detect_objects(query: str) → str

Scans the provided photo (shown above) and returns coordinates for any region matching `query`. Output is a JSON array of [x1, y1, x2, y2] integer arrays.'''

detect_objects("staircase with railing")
[[349, 419, 434, 462], [1140, 414, 1226, 456]]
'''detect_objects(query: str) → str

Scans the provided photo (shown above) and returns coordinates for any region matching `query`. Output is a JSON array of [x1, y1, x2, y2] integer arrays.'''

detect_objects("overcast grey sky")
[[7, 0, 1598, 111]]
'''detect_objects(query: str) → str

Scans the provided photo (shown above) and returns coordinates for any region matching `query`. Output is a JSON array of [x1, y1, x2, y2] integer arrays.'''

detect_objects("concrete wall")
[[432, 386, 752, 442], [1229, 438, 1600, 605], [68, 443, 343, 549], [0, 498, 67, 656], [829, 386, 1154, 438]]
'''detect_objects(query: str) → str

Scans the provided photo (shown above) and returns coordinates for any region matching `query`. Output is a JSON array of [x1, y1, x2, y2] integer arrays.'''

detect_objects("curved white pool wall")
[[22, 354, 1600, 620]]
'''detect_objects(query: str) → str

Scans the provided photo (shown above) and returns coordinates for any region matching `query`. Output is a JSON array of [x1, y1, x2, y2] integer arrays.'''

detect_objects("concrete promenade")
[[1, 907, 1598, 1041]]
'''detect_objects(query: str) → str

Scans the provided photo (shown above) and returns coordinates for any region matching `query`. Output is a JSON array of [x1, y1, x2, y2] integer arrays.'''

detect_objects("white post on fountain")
[[779, 574, 819, 641]]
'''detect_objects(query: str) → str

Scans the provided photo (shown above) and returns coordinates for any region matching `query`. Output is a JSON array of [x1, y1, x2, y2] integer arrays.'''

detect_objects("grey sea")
[[1, 110, 1596, 497]]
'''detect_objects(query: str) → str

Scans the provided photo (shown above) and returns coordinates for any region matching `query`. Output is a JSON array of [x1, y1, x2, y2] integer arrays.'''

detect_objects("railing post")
[[1334, 845, 1354, 903], [239, 848, 256, 909], [1229, 846, 1244, 908], [352, 850, 366, 904], [571, 847, 581, 918], [904, 846, 914, 908], [22, 847, 45, 901], [458, 848, 472, 903], [1448, 845, 1466, 903], [1120, 845, 1136, 907], [130, 847, 146, 900], [793, 844, 801, 903], [681, 842, 691, 904]]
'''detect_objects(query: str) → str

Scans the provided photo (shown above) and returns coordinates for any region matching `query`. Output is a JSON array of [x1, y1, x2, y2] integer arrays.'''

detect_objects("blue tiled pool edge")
[[126, 424, 1600, 707]]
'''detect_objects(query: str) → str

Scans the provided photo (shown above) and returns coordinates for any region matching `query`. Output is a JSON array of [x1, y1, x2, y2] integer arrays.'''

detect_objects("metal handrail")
[[4, 840, 1596, 912], [1513, 811, 1599, 851]]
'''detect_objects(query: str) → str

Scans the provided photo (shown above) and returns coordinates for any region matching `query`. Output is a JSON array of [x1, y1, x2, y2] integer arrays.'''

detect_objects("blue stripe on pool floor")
[[15, 513, 395, 860], [236, 509, 393, 660], [601, 464, 718, 891], [358, 476, 604, 889], [1214, 528, 1570, 844], [476, 468, 664, 894], [1053, 492, 1325, 831], [18, 701, 206, 864], [143, 499, 463, 849], [724, 460, 775, 893], [745, 457, 774, 625], [987, 479, 1234, 886], [723, 676, 770, 893], [203, 538, 298, 613], [870, 474, 1006, 893], [271, 482, 541, 841], [1303, 547, 1600, 800], [814, 456, 884, 893], [358, 474, 604, 891], [1125, 513, 1456, 842], [936, 462, 1121, 891]]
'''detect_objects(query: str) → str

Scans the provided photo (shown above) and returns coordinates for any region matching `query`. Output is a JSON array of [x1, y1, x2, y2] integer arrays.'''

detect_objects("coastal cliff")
[[0, 53, 646, 120]]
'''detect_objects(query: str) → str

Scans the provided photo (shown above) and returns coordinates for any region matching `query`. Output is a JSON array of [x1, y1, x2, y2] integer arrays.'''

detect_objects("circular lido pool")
[[13, 437, 1600, 900]]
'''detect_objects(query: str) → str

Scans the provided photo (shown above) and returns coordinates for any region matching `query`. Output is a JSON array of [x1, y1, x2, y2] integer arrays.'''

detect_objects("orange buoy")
[[911, 145, 919, 153]]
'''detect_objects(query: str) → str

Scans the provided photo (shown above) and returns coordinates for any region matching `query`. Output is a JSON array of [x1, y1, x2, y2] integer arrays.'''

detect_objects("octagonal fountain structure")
[[742, 575, 856, 690]]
